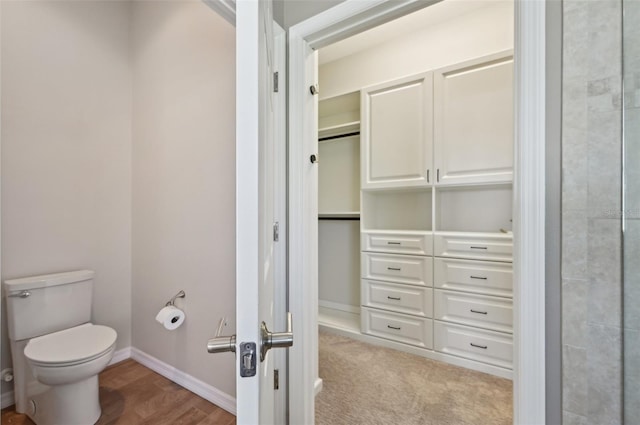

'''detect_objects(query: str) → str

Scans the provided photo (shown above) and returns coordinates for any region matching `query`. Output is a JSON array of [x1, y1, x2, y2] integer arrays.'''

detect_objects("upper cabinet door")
[[361, 72, 433, 189], [434, 52, 514, 186]]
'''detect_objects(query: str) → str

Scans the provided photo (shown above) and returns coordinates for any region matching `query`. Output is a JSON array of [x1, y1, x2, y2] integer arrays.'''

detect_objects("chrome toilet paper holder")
[[166, 290, 186, 307]]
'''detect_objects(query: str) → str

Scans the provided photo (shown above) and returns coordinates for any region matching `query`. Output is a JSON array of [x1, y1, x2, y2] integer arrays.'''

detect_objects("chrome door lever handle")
[[207, 317, 236, 354], [260, 312, 293, 361]]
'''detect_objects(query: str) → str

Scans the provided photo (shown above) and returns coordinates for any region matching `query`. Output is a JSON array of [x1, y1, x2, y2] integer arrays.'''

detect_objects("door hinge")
[[273, 221, 279, 242], [273, 72, 279, 93], [274, 369, 279, 390]]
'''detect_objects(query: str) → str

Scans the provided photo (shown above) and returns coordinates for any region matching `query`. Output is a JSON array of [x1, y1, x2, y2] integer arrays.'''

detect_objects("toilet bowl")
[[24, 324, 117, 425], [26, 324, 117, 386], [4, 271, 118, 425]]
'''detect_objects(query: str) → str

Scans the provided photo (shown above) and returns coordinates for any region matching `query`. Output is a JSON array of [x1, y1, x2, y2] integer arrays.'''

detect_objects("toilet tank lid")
[[4, 270, 95, 292]]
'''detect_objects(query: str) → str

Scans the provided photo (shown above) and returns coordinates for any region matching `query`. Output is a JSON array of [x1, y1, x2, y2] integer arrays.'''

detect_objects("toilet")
[[4, 270, 117, 425]]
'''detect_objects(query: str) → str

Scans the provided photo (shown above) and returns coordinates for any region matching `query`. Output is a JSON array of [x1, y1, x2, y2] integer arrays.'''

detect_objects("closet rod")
[[318, 131, 360, 142], [318, 217, 360, 221]]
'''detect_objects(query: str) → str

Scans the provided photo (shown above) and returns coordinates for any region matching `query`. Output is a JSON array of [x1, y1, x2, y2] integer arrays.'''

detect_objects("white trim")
[[513, 0, 546, 423], [201, 0, 236, 26], [314, 378, 323, 396], [130, 348, 236, 416], [289, 0, 547, 423], [288, 29, 319, 425], [108, 347, 132, 366], [319, 324, 513, 380], [318, 300, 360, 314], [294, 0, 442, 50], [235, 1, 261, 424], [1, 390, 14, 410]]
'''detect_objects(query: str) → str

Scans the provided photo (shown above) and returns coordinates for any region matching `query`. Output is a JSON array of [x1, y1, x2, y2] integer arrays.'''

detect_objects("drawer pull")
[[387, 267, 401, 271], [470, 246, 488, 250], [387, 325, 401, 331], [470, 309, 488, 315], [470, 275, 488, 280], [470, 343, 488, 349], [387, 296, 401, 301], [387, 241, 401, 245]]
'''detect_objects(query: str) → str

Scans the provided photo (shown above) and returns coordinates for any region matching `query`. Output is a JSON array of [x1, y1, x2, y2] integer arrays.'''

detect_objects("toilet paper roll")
[[155, 306, 185, 330]]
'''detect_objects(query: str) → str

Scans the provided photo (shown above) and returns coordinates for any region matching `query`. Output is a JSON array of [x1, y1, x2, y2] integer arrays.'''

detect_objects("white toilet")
[[4, 270, 117, 425]]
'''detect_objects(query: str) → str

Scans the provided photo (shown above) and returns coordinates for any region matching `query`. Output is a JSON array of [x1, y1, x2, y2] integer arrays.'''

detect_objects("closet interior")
[[317, 1, 515, 379]]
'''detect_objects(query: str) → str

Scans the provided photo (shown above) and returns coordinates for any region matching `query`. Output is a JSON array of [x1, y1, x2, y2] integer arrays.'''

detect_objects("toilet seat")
[[25, 323, 117, 367]]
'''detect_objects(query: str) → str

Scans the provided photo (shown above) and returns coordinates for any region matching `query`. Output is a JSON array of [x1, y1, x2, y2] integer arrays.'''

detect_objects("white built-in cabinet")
[[433, 53, 514, 185], [319, 50, 514, 378], [360, 72, 433, 189]]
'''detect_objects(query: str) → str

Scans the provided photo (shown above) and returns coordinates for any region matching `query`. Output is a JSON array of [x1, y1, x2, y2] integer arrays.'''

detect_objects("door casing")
[[287, 1, 547, 424]]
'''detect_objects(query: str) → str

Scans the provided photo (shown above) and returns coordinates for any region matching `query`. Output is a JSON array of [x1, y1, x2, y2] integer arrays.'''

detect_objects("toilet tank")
[[4, 270, 94, 341]]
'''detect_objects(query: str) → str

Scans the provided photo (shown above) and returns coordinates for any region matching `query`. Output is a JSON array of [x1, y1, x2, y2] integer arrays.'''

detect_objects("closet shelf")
[[319, 212, 360, 220], [318, 121, 360, 140]]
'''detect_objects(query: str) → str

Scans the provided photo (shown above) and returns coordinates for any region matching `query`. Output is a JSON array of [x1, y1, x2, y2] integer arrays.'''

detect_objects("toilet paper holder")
[[166, 290, 186, 307]]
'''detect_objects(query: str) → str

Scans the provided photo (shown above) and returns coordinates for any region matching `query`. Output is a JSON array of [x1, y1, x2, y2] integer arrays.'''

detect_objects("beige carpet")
[[316, 331, 512, 425]]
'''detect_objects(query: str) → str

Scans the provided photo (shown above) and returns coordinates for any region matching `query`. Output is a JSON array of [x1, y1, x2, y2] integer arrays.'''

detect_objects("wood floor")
[[1, 359, 236, 425]]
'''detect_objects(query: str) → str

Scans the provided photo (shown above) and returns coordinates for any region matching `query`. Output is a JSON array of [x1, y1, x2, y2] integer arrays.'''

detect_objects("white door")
[[234, 1, 289, 424]]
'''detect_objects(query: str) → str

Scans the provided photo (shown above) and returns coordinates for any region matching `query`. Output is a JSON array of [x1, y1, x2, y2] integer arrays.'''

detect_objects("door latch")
[[239, 342, 257, 377]]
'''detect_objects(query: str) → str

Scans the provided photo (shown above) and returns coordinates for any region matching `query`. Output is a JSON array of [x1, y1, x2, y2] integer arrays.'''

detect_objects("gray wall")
[[1, 0, 133, 396], [562, 0, 623, 424], [131, 1, 237, 397]]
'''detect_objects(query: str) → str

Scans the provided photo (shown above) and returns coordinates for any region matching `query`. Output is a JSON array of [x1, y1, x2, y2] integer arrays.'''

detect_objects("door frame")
[[287, 1, 547, 424]]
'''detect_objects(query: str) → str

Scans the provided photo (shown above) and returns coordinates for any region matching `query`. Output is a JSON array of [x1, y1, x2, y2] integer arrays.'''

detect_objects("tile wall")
[[623, 0, 640, 420], [562, 0, 623, 424]]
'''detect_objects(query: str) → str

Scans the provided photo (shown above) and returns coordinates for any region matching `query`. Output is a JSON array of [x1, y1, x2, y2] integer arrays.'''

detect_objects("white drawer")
[[362, 307, 433, 349], [434, 258, 513, 297], [434, 290, 512, 333], [362, 230, 433, 255], [361, 252, 433, 286], [434, 232, 512, 262], [434, 321, 512, 369], [362, 280, 433, 317]]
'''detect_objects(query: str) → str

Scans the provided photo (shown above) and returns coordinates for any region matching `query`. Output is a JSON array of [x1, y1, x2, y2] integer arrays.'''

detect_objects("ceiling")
[[318, 0, 509, 65]]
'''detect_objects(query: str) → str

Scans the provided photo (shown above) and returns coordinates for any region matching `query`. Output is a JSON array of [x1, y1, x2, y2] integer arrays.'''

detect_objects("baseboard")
[[130, 348, 236, 415], [318, 300, 359, 314], [1, 390, 15, 409], [314, 378, 323, 396], [108, 347, 132, 366]]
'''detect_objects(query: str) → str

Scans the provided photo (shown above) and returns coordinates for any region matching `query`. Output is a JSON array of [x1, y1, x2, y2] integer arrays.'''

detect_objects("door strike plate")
[[239, 342, 257, 378]]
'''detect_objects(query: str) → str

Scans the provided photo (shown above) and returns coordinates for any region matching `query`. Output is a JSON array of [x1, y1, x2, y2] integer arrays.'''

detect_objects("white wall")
[[1, 0, 132, 395], [131, 1, 236, 397], [319, 1, 514, 100]]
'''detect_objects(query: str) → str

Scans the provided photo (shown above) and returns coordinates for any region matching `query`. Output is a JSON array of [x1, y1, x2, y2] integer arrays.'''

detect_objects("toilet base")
[[29, 375, 101, 425]]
